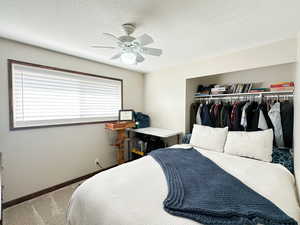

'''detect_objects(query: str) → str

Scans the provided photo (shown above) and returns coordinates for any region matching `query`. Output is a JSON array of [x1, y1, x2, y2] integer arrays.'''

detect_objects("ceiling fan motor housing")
[[122, 23, 136, 35]]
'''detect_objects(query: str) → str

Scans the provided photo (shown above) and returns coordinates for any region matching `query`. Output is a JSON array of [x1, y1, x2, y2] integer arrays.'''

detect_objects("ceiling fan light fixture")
[[92, 23, 162, 65], [120, 52, 137, 65]]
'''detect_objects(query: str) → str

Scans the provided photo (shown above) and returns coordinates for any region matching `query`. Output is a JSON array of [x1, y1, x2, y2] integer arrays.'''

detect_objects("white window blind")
[[10, 62, 122, 129]]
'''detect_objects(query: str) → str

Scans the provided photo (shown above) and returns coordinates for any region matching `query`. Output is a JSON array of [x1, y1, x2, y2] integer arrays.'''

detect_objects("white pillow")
[[224, 129, 273, 162], [190, 124, 228, 152]]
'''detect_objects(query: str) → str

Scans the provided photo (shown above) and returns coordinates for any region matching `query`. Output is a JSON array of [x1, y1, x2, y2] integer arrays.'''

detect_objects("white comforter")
[[67, 144, 300, 225]]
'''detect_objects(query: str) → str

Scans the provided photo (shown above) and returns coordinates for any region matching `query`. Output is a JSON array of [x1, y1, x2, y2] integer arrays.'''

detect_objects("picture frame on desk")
[[119, 109, 134, 122]]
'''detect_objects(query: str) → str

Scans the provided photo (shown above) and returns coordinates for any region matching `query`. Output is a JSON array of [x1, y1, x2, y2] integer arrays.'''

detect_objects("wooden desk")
[[105, 122, 135, 164]]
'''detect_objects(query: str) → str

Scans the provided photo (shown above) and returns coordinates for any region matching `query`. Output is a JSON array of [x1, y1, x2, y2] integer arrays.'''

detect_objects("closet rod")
[[195, 95, 294, 101], [194, 90, 294, 100]]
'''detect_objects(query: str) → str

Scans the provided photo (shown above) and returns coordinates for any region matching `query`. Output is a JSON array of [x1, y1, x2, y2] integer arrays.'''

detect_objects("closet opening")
[[185, 62, 296, 147]]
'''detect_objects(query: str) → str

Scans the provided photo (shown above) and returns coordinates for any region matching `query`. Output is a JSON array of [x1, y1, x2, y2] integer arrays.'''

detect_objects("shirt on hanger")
[[196, 104, 202, 125], [232, 102, 246, 131], [214, 104, 222, 127], [258, 110, 268, 130], [268, 102, 285, 148], [280, 101, 294, 148], [221, 103, 233, 129], [201, 104, 214, 127], [259, 102, 274, 130], [245, 101, 259, 131], [190, 102, 200, 132], [240, 102, 251, 130]]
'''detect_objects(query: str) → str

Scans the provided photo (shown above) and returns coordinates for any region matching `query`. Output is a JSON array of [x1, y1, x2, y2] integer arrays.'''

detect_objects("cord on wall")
[[95, 158, 103, 169]]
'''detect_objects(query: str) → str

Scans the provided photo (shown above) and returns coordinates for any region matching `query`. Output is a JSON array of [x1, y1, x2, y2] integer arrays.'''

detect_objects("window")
[[8, 60, 123, 129]]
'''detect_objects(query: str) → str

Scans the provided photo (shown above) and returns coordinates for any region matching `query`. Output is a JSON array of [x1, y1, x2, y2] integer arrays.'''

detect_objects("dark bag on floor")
[[146, 136, 165, 152], [136, 134, 165, 153]]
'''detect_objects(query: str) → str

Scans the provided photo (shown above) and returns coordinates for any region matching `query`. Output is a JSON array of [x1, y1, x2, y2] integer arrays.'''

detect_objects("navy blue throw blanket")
[[149, 148, 297, 225]]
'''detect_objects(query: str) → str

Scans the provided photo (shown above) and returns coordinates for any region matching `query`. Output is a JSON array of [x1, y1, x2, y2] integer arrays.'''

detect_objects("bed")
[[67, 144, 300, 225]]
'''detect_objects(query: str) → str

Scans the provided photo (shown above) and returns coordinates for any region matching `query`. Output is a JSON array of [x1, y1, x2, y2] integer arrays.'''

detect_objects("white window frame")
[[8, 60, 123, 130]]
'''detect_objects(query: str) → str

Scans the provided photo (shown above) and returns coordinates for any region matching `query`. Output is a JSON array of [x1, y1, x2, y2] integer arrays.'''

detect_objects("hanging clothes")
[[201, 103, 214, 127], [220, 103, 232, 129], [280, 101, 294, 148], [190, 102, 199, 132], [209, 104, 217, 127], [220, 105, 225, 128], [268, 102, 285, 148], [259, 102, 276, 146], [214, 104, 223, 127], [240, 102, 251, 130], [230, 102, 239, 130], [259, 102, 274, 130], [258, 110, 268, 130], [196, 104, 202, 125], [245, 102, 259, 131], [192, 97, 293, 149], [231, 102, 245, 131]]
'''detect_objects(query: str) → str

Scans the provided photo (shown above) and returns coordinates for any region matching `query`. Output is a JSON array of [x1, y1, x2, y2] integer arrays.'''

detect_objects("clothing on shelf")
[[191, 98, 293, 148]]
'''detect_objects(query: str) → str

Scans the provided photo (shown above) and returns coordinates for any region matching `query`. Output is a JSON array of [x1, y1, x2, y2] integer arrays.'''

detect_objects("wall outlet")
[[94, 158, 103, 169]]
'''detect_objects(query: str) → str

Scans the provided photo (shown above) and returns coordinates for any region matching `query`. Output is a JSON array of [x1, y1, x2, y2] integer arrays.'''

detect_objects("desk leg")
[[177, 134, 181, 144], [127, 130, 131, 161], [116, 130, 126, 164]]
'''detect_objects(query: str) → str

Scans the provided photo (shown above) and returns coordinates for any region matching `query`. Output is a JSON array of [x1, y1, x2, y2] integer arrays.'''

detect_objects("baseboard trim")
[[3, 164, 118, 209]]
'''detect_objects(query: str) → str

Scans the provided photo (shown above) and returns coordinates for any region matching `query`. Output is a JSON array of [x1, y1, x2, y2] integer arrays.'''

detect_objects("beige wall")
[[0, 38, 144, 201], [144, 38, 297, 133], [185, 63, 296, 131], [190, 63, 296, 87]]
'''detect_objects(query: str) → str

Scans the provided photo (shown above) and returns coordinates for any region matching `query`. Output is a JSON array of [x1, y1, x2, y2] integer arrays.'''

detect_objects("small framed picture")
[[119, 109, 134, 121]]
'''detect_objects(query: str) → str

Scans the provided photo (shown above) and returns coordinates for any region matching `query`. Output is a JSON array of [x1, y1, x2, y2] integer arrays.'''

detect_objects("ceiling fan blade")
[[91, 45, 116, 49], [136, 53, 145, 63], [141, 47, 162, 56], [136, 34, 154, 46], [103, 33, 120, 41], [110, 52, 122, 60]]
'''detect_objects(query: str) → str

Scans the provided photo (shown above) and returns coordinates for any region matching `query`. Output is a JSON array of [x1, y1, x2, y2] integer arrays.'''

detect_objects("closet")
[[186, 62, 296, 150]]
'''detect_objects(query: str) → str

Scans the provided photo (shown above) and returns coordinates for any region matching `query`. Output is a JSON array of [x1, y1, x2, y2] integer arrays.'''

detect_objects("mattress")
[[67, 144, 300, 225]]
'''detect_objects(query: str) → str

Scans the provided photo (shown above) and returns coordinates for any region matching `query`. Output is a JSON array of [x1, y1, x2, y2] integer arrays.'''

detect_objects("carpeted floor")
[[3, 182, 82, 225]]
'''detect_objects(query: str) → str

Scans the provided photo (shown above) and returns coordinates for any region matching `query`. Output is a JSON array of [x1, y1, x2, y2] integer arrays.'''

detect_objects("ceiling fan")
[[92, 23, 162, 65]]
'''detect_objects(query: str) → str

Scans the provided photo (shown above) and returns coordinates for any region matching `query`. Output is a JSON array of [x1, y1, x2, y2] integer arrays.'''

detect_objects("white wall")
[[185, 63, 296, 132], [144, 38, 297, 133], [0, 38, 144, 201]]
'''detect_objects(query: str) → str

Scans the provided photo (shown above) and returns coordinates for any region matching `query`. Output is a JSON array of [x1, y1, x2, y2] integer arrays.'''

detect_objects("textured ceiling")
[[1, 0, 300, 73]]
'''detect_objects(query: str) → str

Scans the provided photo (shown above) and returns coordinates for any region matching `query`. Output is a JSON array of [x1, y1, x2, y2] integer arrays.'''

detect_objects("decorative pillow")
[[272, 148, 294, 174], [190, 124, 228, 152], [224, 129, 273, 162]]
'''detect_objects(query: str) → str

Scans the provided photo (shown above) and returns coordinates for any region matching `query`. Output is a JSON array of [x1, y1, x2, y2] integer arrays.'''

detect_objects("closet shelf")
[[194, 90, 294, 99]]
